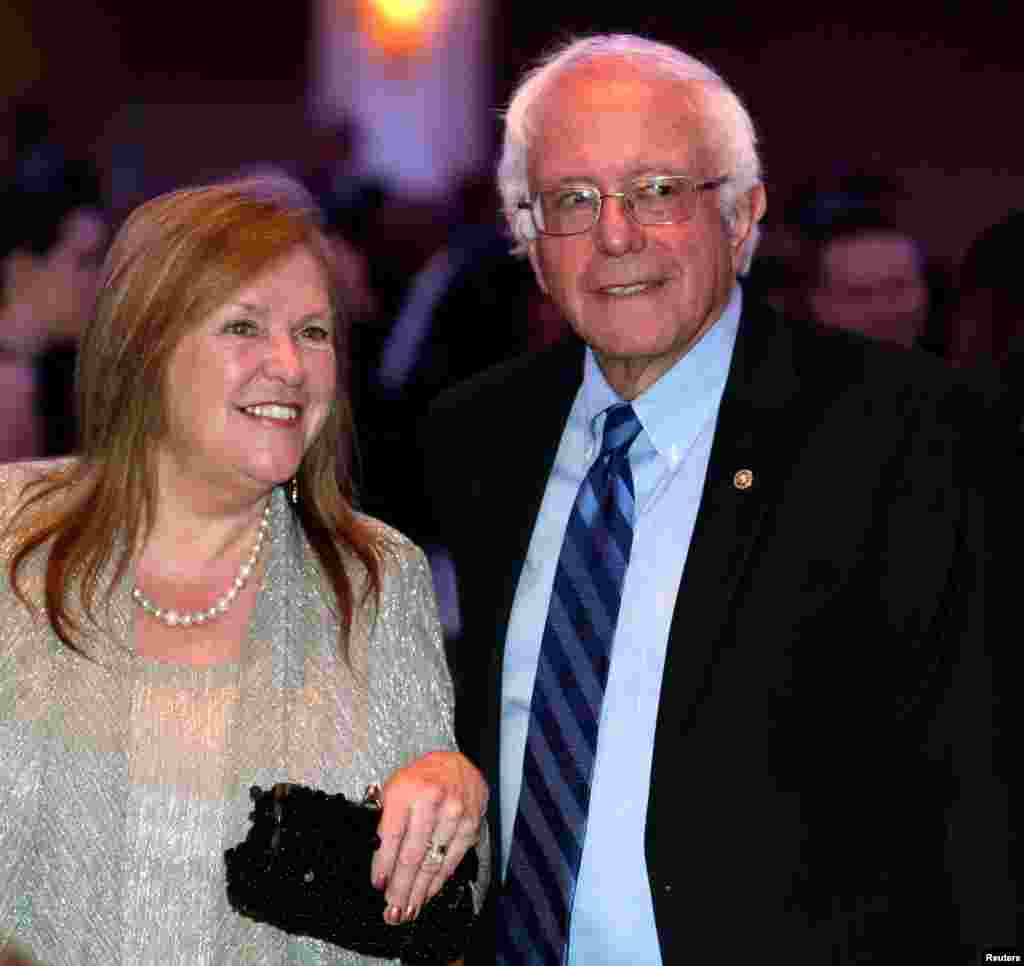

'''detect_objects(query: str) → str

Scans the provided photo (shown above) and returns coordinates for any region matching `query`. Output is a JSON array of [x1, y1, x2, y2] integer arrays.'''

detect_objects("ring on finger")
[[424, 838, 449, 865]]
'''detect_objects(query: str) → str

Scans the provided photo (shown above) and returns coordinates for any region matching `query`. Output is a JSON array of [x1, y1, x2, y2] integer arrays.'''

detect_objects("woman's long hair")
[[5, 174, 383, 659]]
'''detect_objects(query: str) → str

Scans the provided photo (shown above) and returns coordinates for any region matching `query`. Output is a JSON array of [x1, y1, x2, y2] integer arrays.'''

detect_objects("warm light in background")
[[0, 4, 43, 100], [375, 0, 432, 27], [358, 0, 443, 58], [315, 0, 491, 200]]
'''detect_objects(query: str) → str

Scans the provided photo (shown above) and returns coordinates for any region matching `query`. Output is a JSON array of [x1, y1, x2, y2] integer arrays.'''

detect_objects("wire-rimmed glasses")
[[519, 174, 729, 237]]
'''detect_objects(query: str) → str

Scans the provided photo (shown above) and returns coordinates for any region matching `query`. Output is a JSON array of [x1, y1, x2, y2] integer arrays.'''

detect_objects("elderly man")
[[421, 34, 1013, 964]]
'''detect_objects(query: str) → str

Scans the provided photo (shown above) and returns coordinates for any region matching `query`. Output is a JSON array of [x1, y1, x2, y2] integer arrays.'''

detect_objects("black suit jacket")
[[421, 297, 1016, 963]]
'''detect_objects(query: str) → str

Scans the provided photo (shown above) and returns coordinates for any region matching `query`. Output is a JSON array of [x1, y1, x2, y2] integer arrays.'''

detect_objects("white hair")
[[497, 34, 763, 254]]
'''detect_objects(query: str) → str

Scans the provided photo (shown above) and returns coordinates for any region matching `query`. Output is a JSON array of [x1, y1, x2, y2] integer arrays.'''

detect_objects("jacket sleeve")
[[366, 532, 492, 913], [0, 479, 50, 957]]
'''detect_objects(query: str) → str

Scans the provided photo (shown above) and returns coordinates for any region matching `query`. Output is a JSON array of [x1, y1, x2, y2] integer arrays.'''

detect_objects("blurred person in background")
[[952, 209, 1024, 397], [798, 206, 947, 350], [0, 350, 39, 461], [949, 208, 1024, 926], [374, 212, 567, 668], [0, 146, 108, 458]]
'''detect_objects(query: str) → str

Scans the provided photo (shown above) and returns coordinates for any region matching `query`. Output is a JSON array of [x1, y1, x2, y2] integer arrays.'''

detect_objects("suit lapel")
[[656, 299, 801, 737]]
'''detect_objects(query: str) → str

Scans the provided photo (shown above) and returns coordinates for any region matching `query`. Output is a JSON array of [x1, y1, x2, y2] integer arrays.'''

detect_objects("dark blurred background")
[[2, 1, 1020, 264], [2, 1, 1021, 485]]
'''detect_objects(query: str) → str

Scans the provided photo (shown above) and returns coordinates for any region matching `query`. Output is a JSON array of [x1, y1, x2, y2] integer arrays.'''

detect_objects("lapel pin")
[[733, 469, 754, 490]]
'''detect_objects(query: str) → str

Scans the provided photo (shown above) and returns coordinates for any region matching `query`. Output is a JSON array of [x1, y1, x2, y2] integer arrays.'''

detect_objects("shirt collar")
[[581, 283, 743, 458]]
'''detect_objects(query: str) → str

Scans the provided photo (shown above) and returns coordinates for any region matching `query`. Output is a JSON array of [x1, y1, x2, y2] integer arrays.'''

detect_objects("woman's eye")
[[301, 324, 332, 343], [224, 320, 258, 336]]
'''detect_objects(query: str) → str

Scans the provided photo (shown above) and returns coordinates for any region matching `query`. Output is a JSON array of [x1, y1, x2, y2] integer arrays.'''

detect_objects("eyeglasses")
[[519, 174, 730, 237]]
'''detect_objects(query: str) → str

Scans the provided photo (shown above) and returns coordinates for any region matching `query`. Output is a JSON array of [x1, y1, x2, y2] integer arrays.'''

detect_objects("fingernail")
[[373, 873, 387, 890], [386, 904, 402, 925], [405, 903, 419, 921]]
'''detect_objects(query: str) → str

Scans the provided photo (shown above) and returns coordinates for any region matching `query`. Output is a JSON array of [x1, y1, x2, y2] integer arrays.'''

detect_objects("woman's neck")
[[138, 486, 273, 582]]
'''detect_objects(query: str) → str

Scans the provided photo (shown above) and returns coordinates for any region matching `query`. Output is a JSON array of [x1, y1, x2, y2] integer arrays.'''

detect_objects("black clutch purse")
[[224, 783, 479, 964]]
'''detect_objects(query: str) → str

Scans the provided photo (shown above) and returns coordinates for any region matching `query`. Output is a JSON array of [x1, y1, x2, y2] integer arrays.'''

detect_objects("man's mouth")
[[599, 279, 663, 297]]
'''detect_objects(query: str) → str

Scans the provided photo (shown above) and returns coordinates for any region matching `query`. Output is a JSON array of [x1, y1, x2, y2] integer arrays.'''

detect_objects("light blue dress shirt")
[[500, 286, 742, 964]]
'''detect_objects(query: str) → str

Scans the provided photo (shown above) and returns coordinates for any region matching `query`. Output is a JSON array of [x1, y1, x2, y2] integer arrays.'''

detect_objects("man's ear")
[[730, 183, 767, 272], [526, 240, 550, 295], [510, 205, 549, 294]]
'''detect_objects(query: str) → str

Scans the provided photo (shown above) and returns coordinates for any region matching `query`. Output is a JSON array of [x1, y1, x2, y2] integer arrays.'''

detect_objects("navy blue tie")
[[498, 402, 643, 966]]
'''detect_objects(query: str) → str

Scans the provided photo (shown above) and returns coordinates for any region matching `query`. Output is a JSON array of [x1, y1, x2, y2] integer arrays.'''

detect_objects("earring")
[[290, 477, 299, 505]]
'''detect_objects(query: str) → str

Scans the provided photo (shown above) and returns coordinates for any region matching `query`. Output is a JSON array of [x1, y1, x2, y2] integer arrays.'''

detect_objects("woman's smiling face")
[[158, 245, 336, 499]]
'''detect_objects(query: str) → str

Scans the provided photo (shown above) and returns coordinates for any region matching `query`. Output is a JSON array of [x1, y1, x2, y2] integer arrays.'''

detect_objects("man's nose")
[[593, 194, 646, 256]]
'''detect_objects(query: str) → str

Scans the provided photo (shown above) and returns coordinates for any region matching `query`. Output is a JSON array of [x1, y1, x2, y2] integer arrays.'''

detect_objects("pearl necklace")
[[132, 502, 272, 628]]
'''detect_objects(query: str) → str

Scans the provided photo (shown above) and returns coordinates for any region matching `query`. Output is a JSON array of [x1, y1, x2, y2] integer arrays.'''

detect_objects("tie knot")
[[600, 403, 642, 458]]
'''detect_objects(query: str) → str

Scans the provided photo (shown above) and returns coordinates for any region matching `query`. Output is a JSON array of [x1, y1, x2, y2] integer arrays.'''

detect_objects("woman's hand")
[[1, 945, 38, 965], [370, 750, 487, 924]]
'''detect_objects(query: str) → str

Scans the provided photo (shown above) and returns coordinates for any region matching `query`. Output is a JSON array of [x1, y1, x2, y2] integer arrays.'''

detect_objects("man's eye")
[[635, 180, 682, 200], [553, 189, 595, 211]]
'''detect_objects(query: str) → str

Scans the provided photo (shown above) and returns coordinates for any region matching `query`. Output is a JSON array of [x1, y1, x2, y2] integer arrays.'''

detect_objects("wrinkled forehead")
[[526, 59, 711, 186]]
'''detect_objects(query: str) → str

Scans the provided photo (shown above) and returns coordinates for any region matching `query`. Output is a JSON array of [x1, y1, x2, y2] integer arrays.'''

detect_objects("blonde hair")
[[7, 174, 382, 657]]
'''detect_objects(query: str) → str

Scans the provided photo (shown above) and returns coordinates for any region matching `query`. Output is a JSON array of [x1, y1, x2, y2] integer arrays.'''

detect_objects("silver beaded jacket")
[[0, 460, 488, 965]]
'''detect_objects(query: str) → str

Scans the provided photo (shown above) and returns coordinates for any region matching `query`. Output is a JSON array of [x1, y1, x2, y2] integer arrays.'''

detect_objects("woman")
[[0, 175, 488, 964]]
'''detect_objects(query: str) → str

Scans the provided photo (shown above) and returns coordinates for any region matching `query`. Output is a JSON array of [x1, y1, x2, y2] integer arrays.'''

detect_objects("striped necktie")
[[498, 402, 643, 965]]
